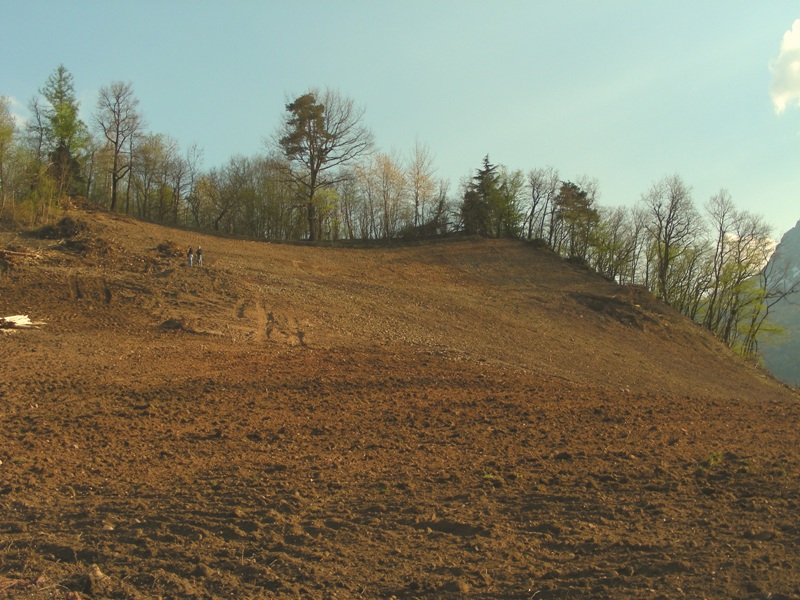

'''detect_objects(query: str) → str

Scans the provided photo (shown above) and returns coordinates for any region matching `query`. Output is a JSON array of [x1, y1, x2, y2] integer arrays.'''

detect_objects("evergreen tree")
[[38, 65, 89, 196], [461, 155, 500, 236], [277, 89, 373, 241], [460, 156, 524, 238]]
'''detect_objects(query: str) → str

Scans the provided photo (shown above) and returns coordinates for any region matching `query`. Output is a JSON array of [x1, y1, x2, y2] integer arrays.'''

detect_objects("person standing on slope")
[[187, 246, 194, 267], [196, 246, 203, 266]]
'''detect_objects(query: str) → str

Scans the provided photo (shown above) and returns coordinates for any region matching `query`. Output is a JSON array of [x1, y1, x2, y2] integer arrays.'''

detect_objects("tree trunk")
[[307, 201, 317, 241]]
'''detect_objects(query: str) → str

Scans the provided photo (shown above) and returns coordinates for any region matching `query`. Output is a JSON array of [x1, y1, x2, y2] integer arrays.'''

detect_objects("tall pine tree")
[[461, 155, 500, 236], [39, 65, 89, 196]]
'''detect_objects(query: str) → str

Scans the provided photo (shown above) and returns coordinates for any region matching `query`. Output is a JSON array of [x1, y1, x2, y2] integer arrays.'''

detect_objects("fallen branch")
[[0, 315, 46, 330], [0, 249, 41, 259]]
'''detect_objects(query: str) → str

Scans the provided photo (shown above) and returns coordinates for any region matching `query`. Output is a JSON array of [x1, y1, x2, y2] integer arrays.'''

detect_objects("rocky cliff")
[[759, 220, 800, 385]]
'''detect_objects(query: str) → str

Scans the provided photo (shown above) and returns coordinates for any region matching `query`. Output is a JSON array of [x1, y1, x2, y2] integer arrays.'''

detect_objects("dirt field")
[[1, 208, 799, 599]]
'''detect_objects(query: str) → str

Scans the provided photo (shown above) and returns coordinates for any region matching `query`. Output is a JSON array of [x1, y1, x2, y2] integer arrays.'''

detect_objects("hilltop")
[[1, 208, 799, 599]]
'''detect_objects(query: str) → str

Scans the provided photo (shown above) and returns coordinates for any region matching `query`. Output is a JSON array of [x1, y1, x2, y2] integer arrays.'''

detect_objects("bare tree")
[[740, 245, 800, 357], [129, 132, 176, 221], [591, 206, 636, 282], [703, 190, 736, 331], [526, 166, 559, 240], [181, 143, 204, 226], [335, 168, 360, 240], [95, 81, 141, 211], [641, 174, 704, 304], [25, 96, 47, 164], [275, 88, 374, 241], [376, 152, 409, 238], [718, 210, 774, 347], [356, 155, 410, 239], [407, 139, 437, 229]]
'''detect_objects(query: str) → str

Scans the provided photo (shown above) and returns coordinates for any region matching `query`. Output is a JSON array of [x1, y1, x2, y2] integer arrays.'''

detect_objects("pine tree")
[[461, 155, 500, 236], [39, 65, 89, 196], [277, 89, 373, 241]]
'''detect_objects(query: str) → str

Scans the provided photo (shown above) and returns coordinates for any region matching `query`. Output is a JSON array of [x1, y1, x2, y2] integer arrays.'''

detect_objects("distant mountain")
[[759, 220, 800, 386]]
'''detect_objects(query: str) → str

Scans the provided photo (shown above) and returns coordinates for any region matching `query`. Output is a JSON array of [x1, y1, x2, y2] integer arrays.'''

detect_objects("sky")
[[3, 1, 800, 238]]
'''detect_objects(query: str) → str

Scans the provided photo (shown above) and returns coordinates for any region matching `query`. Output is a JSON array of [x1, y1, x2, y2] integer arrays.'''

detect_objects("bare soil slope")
[[1, 209, 799, 599]]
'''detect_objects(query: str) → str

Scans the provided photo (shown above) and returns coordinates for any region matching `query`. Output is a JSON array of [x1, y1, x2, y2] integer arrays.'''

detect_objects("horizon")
[[3, 1, 800, 238]]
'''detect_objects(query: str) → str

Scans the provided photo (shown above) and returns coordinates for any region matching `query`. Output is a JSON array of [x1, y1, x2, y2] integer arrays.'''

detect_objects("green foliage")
[[39, 65, 90, 196], [461, 156, 497, 236], [279, 93, 327, 166], [1, 66, 790, 368], [706, 451, 724, 468], [0, 96, 16, 215], [277, 89, 374, 241], [460, 156, 524, 238], [460, 188, 489, 235], [589, 207, 636, 282], [552, 181, 599, 261]]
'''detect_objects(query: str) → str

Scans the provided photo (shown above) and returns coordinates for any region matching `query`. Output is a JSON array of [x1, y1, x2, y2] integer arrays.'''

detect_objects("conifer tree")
[[277, 88, 373, 241], [461, 155, 500, 236], [37, 64, 89, 196]]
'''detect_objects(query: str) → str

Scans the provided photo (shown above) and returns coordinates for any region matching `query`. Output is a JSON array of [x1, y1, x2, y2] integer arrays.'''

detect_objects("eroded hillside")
[[1, 209, 799, 599]]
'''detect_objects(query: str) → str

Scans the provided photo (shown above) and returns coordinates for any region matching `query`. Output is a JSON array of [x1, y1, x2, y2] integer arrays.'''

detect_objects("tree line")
[[0, 65, 795, 359]]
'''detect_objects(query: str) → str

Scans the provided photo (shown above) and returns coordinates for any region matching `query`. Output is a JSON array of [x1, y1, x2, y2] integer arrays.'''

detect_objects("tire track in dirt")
[[254, 299, 268, 342], [235, 299, 248, 320], [3, 210, 800, 599], [233, 298, 267, 342], [236, 296, 303, 345]]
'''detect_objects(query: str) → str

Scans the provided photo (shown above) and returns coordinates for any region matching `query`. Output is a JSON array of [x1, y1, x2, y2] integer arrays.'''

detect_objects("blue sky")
[[3, 1, 800, 237]]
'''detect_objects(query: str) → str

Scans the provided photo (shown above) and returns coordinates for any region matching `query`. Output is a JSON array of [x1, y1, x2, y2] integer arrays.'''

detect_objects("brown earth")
[[1, 208, 799, 599]]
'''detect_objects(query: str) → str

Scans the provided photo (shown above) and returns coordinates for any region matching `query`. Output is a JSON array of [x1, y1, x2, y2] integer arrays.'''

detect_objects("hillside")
[[1, 208, 799, 599]]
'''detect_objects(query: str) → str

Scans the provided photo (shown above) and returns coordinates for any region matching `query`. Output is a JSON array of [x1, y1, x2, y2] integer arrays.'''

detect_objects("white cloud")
[[770, 19, 800, 113], [3, 95, 28, 128]]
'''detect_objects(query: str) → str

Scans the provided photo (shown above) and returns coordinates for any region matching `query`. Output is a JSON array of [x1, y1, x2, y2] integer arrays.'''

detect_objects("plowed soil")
[[1, 208, 799, 599]]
